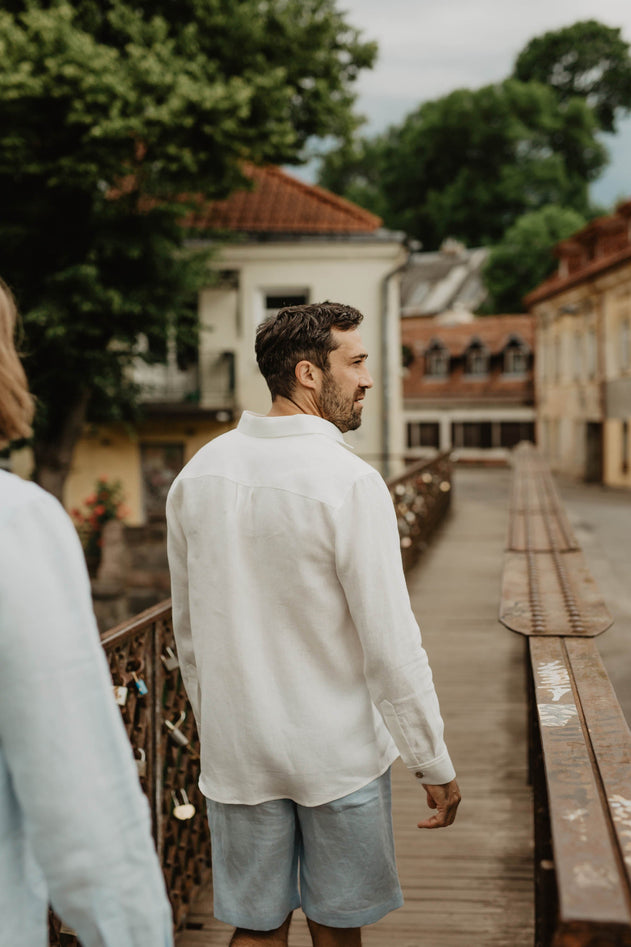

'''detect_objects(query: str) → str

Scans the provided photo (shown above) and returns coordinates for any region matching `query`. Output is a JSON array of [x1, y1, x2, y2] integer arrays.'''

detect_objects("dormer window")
[[465, 339, 489, 377], [425, 341, 449, 378], [503, 336, 530, 375]]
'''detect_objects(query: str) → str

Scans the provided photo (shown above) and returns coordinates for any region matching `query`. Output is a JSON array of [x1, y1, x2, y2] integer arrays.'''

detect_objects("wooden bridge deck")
[[177, 467, 534, 946]]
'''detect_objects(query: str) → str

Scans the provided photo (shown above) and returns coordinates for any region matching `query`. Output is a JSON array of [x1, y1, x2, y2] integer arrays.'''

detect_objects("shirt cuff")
[[407, 751, 456, 785]]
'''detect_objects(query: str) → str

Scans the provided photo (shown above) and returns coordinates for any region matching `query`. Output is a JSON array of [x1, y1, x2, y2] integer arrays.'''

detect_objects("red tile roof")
[[186, 164, 382, 234], [525, 198, 631, 306], [402, 315, 535, 404], [402, 315, 534, 357]]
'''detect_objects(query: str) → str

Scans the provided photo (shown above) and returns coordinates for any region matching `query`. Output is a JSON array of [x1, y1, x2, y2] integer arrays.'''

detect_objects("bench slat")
[[566, 637, 631, 893], [530, 636, 631, 931], [501, 551, 613, 637]]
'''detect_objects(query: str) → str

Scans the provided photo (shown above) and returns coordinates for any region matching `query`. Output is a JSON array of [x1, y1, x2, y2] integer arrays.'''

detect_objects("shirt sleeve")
[[334, 472, 456, 785], [0, 489, 173, 947], [166, 483, 201, 726]]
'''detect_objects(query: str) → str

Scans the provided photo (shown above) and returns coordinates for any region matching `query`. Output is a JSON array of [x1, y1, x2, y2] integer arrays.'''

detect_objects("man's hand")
[[417, 778, 461, 829]]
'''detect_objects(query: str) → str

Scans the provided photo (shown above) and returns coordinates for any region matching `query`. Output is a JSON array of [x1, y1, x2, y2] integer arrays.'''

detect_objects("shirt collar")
[[238, 411, 354, 449]]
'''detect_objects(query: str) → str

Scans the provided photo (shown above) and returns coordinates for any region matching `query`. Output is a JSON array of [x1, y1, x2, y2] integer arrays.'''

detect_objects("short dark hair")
[[255, 301, 364, 399]]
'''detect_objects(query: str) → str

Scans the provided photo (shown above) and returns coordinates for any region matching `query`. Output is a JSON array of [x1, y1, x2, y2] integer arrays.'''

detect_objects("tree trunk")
[[33, 390, 90, 503]]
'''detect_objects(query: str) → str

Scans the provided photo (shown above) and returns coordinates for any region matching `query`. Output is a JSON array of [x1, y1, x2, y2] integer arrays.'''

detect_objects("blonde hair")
[[0, 278, 34, 444]]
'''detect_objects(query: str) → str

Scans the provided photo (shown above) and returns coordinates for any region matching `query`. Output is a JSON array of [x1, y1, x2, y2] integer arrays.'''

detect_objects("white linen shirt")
[[166, 411, 455, 806], [0, 471, 173, 947]]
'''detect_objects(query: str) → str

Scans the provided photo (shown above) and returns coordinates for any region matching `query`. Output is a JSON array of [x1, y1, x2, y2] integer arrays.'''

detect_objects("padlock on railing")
[[132, 670, 149, 696], [135, 748, 147, 778], [113, 684, 128, 707], [165, 711, 189, 747], [172, 789, 196, 821], [161, 647, 179, 672]]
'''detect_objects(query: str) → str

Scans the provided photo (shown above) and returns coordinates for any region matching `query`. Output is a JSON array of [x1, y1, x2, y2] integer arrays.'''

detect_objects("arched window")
[[425, 340, 449, 378], [464, 339, 489, 377], [503, 336, 530, 375]]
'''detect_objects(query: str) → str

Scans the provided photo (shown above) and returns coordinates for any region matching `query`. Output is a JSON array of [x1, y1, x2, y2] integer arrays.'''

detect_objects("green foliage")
[[320, 79, 605, 249], [513, 19, 631, 133], [318, 136, 390, 221], [482, 205, 587, 314], [0, 0, 375, 486]]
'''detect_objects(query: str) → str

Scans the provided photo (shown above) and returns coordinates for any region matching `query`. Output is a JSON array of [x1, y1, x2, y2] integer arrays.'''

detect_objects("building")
[[525, 200, 631, 486], [400, 239, 489, 319], [402, 311, 535, 463], [63, 165, 407, 522]]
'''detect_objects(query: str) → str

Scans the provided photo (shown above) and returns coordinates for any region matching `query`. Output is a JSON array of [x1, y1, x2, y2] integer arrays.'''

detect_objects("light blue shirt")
[[0, 471, 173, 947]]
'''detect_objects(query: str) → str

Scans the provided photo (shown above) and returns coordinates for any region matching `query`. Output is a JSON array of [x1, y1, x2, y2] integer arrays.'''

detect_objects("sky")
[[296, 0, 631, 207]]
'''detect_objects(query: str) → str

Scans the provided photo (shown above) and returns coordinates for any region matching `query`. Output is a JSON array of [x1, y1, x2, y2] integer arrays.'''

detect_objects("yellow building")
[[525, 200, 631, 487]]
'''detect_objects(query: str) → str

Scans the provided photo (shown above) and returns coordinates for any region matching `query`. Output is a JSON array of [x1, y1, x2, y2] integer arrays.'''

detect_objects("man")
[[167, 301, 460, 947]]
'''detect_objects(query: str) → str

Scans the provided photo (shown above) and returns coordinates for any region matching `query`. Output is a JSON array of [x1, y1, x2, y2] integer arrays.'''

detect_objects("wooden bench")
[[501, 444, 631, 947]]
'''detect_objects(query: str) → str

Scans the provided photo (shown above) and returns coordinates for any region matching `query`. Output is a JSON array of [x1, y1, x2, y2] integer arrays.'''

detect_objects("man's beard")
[[318, 372, 364, 433]]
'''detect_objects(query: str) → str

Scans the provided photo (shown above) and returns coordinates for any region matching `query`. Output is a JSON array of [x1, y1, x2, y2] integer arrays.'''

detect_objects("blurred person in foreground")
[[167, 301, 460, 947], [0, 278, 174, 947]]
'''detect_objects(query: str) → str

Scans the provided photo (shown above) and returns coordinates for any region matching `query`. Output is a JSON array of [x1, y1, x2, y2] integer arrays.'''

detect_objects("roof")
[[525, 198, 631, 306], [186, 164, 383, 235], [402, 314, 535, 404], [401, 242, 489, 317], [402, 314, 534, 358]]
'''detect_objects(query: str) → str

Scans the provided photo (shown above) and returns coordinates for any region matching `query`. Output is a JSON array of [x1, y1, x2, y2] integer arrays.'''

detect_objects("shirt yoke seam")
[[177, 470, 382, 510]]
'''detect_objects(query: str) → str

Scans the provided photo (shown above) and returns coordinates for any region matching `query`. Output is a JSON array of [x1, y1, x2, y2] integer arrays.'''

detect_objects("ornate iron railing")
[[48, 602, 210, 945], [48, 450, 452, 945], [389, 452, 453, 571]]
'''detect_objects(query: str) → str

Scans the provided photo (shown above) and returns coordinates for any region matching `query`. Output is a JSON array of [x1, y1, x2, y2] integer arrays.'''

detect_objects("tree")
[[320, 79, 606, 249], [318, 136, 390, 221], [513, 19, 631, 133], [482, 205, 587, 314], [0, 0, 376, 498]]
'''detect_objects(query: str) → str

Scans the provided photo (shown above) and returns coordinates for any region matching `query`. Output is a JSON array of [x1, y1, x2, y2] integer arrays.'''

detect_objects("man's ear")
[[294, 359, 319, 390]]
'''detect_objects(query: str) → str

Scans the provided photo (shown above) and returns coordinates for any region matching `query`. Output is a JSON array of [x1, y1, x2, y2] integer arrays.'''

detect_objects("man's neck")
[[267, 395, 323, 419]]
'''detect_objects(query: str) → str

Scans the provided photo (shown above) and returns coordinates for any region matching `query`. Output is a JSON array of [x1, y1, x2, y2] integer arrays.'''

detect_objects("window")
[[451, 421, 492, 449], [262, 290, 309, 324], [503, 338, 529, 375], [425, 349, 449, 378], [586, 329, 597, 379], [407, 422, 440, 449], [499, 422, 535, 448], [424, 342, 449, 378], [464, 341, 489, 377], [620, 319, 630, 373], [554, 336, 561, 381], [573, 332, 583, 380]]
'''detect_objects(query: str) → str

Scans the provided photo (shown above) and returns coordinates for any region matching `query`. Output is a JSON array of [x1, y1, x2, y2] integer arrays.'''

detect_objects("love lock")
[[172, 789, 196, 821], [113, 684, 128, 707], [135, 748, 147, 777], [161, 647, 179, 672], [132, 671, 149, 697], [165, 710, 189, 747]]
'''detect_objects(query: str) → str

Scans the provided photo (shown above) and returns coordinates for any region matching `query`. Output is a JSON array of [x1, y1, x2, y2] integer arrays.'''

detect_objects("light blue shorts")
[[205, 768, 403, 930]]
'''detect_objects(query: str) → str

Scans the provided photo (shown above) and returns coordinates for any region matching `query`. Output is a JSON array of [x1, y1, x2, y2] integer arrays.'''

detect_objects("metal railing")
[[48, 451, 452, 945], [389, 451, 453, 571]]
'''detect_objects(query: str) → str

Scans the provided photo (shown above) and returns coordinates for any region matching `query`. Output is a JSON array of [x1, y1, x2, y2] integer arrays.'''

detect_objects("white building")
[[191, 164, 408, 477]]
